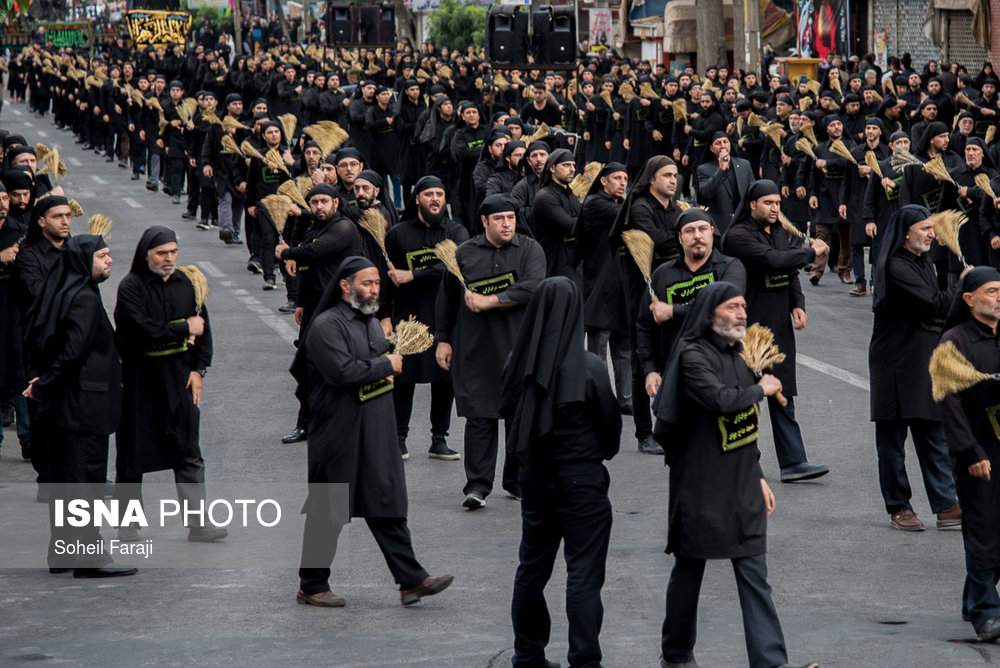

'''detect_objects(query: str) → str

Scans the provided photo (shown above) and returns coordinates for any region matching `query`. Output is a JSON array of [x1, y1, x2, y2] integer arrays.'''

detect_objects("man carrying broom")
[[869, 204, 964, 531], [935, 267, 1000, 640]]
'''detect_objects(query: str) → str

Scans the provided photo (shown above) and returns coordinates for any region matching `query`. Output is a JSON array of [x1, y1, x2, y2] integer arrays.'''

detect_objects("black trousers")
[[115, 454, 208, 525], [511, 461, 612, 668], [393, 380, 453, 440], [164, 156, 185, 194], [257, 214, 278, 280], [631, 352, 652, 440], [463, 417, 518, 497], [298, 514, 428, 595], [47, 427, 113, 569], [28, 399, 47, 485], [661, 553, 788, 668]]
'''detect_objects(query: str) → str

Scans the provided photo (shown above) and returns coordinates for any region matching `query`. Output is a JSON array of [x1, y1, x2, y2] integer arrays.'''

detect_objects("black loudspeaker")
[[357, 6, 380, 45], [379, 4, 395, 44], [486, 4, 528, 65], [327, 3, 353, 44], [531, 5, 575, 65]]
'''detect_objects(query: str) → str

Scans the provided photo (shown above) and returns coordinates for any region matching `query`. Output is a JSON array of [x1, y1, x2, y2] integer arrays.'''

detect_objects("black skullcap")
[[967, 137, 987, 151], [600, 162, 627, 177], [1, 169, 31, 192], [252, 112, 270, 122], [169, 79, 184, 89], [428, 84, 445, 95], [890, 131, 909, 142], [306, 183, 339, 201], [865, 117, 884, 131], [944, 267, 1000, 330], [413, 175, 446, 194], [30, 195, 69, 222], [335, 256, 375, 284], [826, 114, 843, 126], [926, 121, 949, 138], [225, 93, 241, 105], [356, 169, 383, 189], [404, 78, 419, 89], [335, 147, 364, 164], [503, 140, 526, 158], [843, 93, 860, 104], [201, 90, 218, 100], [776, 94, 794, 106], [303, 140, 321, 152], [479, 193, 516, 217], [3, 134, 26, 149], [7, 145, 36, 161], [747, 179, 781, 201], [261, 120, 282, 135], [734, 98, 751, 112], [526, 140, 551, 155], [676, 207, 714, 232]]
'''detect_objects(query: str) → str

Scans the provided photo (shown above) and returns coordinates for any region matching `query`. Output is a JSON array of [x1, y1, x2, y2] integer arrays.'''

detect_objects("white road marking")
[[258, 314, 298, 345], [90, 175, 107, 185], [36, 130, 47, 137], [198, 261, 224, 278], [232, 288, 249, 296], [246, 305, 273, 316], [11, 108, 21, 116], [220, 280, 235, 287], [798, 354, 869, 391], [122, 197, 142, 209], [68, 157, 82, 166], [237, 295, 262, 306]]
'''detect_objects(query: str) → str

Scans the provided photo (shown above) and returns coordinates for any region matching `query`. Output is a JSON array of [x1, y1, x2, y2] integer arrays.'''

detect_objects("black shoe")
[[162, 186, 174, 196], [620, 404, 634, 416], [2, 405, 14, 426], [182, 211, 197, 220], [978, 617, 1000, 641], [210, 219, 219, 228], [21, 443, 31, 461], [146, 182, 158, 192], [105, 155, 115, 162], [780, 462, 830, 483], [278, 300, 296, 313], [219, 228, 233, 243], [247, 260, 262, 274], [281, 427, 307, 444], [130, 173, 141, 180], [196, 220, 212, 230], [188, 526, 228, 542], [809, 274, 820, 286], [503, 486, 522, 501], [462, 492, 486, 510], [399, 437, 409, 460], [638, 435, 664, 455], [172, 194, 181, 205], [118, 161, 128, 169], [262, 278, 277, 290], [74, 565, 139, 578], [49, 567, 71, 574], [230, 234, 243, 245], [428, 436, 460, 460]]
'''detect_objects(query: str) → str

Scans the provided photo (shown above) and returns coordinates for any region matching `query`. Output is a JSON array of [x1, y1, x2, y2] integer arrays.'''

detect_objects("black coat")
[[574, 190, 627, 334], [532, 181, 581, 284], [695, 158, 755, 234], [723, 217, 815, 395], [0, 222, 24, 392], [869, 248, 954, 421], [666, 332, 767, 559], [385, 215, 470, 383], [304, 300, 406, 519], [940, 317, 1000, 570], [280, 212, 361, 324]]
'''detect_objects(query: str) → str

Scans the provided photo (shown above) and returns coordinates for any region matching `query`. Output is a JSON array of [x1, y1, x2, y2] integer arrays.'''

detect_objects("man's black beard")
[[419, 203, 444, 225]]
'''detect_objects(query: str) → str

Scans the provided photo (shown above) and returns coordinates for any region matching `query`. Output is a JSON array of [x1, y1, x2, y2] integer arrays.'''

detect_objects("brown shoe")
[[890, 509, 925, 531], [400, 574, 454, 606], [849, 285, 867, 296], [937, 502, 962, 529], [296, 589, 346, 607]]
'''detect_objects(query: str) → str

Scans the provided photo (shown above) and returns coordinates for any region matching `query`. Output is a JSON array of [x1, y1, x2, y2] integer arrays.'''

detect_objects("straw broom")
[[304, 123, 349, 155], [434, 239, 466, 286], [176, 265, 210, 344], [68, 199, 84, 218], [203, 109, 222, 125], [865, 151, 884, 178], [240, 140, 265, 162], [800, 122, 818, 145], [929, 340, 1000, 402], [358, 208, 395, 270], [621, 229, 658, 302], [739, 324, 788, 406], [677, 201, 691, 211], [805, 79, 821, 96], [278, 180, 308, 208], [278, 113, 297, 141], [87, 214, 114, 237], [569, 162, 603, 202], [956, 91, 975, 108], [618, 83, 636, 103], [296, 175, 314, 199], [761, 123, 783, 147], [930, 210, 968, 265], [778, 211, 804, 239], [639, 82, 659, 100], [890, 145, 924, 171], [600, 90, 613, 108], [493, 73, 509, 91], [975, 173, 997, 205], [391, 315, 435, 355], [830, 139, 857, 164], [264, 148, 290, 175], [223, 116, 250, 132], [987, 126, 996, 145], [924, 155, 955, 184], [221, 134, 241, 155], [830, 76, 843, 97], [748, 113, 766, 128], [671, 98, 687, 122], [260, 194, 293, 235], [36, 142, 50, 161], [37, 149, 67, 182], [799, 97, 813, 111], [524, 123, 550, 145]]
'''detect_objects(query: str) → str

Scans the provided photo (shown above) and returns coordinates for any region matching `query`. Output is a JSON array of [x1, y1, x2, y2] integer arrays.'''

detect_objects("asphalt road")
[[0, 100, 996, 667]]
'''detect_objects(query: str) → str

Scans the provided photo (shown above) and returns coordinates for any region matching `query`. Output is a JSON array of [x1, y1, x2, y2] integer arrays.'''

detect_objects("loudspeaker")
[[531, 5, 575, 65], [486, 4, 528, 65], [379, 4, 395, 44], [327, 3, 353, 44], [357, 5, 381, 45]]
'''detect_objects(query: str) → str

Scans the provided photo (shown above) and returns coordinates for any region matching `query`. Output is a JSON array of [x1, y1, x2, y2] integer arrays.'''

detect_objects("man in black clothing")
[[842, 118, 890, 296], [531, 148, 580, 283], [23, 234, 136, 579], [435, 194, 546, 509], [386, 176, 469, 460]]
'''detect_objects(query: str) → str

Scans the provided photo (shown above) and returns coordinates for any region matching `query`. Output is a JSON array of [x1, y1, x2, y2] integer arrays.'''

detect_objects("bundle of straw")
[[865, 151, 884, 178], [830, 139, 857, 164], [260, 194, 293, 234], [129, 88, 146, 106], [778, 211, 805, 239], [358, 208, 394, 270], [890, 145, 924, 171], [221, 134, 241, 155], [975, 173, 997, 202], [671, 98, 687, 122], [177, 265, 210, 345], [434, 239, 465, 285], [37, 149, 67, 181], [800, 123, 818, 145], [868, 89, 884, 103], [924, 155, 955, 184], [493, 73, 509, 91], [639, 82, 659, 100], [799, 97, 813, 111], [569, 162, 603, 201], [739, 323, 788, 406], [805, 79, 821, 96], [930, 210, 968, 263], [677, 201, 691, 211], [618, 82, 636, 103], [223, 116, 250, 132], [391, 315, 435, 355], [240, 140, 265, 161], [987, 126, 996, 145], [929, 340, 1000, 402], [524, 123, 550, 145], [956, 91, 975, 108], [179, 97, 198, 123], [621, 229, 657, 302], [296, 175, 315, 198], [278, 113, 297, 141], [438, 65, 453, 80], [264, 148, 290, 175], [68, 200, 84, 218], [761, 123, 783, 147], [600, 90, 613, 108], [747, 112, 766, 128], [87, 214, 114, 237], [304, 122, 349, 155], [278, 180, 308, 208], [203, 109, 222, 125], [35, 142, 50, 161], [830, 76, 843, 96]]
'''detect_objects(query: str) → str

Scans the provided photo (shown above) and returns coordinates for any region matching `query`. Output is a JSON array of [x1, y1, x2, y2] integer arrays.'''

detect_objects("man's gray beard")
[[711, 320, 747, 343], [349, 286, 379, 315], [150, 266, 175, 278]]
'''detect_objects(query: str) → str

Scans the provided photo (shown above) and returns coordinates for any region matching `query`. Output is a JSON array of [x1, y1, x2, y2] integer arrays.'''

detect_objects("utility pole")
[[302, 0, 310, 43], [695, 0, 725, 71], [233, 0, 244, 56], [744, 0, 761, 74]]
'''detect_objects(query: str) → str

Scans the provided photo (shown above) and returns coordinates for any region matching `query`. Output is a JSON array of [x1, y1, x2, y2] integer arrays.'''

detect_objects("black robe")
[[385, 215, 470, 384], [574, 190, 627, 334], [304, 300, 406, 519], [532, 180, 581, 284], [0, 222, 23, 393], [940, 317, 1000, 570], [114, 270, 212, 477], [434, 233, 546, 418], [723, 217, 815, 396]]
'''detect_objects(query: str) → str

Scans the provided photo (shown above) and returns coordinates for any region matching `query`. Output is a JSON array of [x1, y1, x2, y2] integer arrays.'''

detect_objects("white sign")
[[499, 0, 531, 5], [589, 7, 612, 49]]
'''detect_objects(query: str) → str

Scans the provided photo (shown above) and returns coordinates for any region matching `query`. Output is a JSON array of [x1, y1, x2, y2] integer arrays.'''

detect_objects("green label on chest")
[[764, 272, 791, 290], [359, 377, 393, 402], [405, 247, 440, 272], [718, 404, 760, 452], [467, 272, 516, 295], [664, 273, 715, 304]]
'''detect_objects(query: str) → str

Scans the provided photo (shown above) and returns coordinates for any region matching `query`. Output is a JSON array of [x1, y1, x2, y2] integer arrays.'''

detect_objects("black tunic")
[[940, 318, 1000, 570], [434, 233, 546, 418], [574, 190, 627, 334], [532, 180, 582, 284], [279, 212, 361, 324], [0, 222, 24, 392], [386, 215, 470, 384]]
